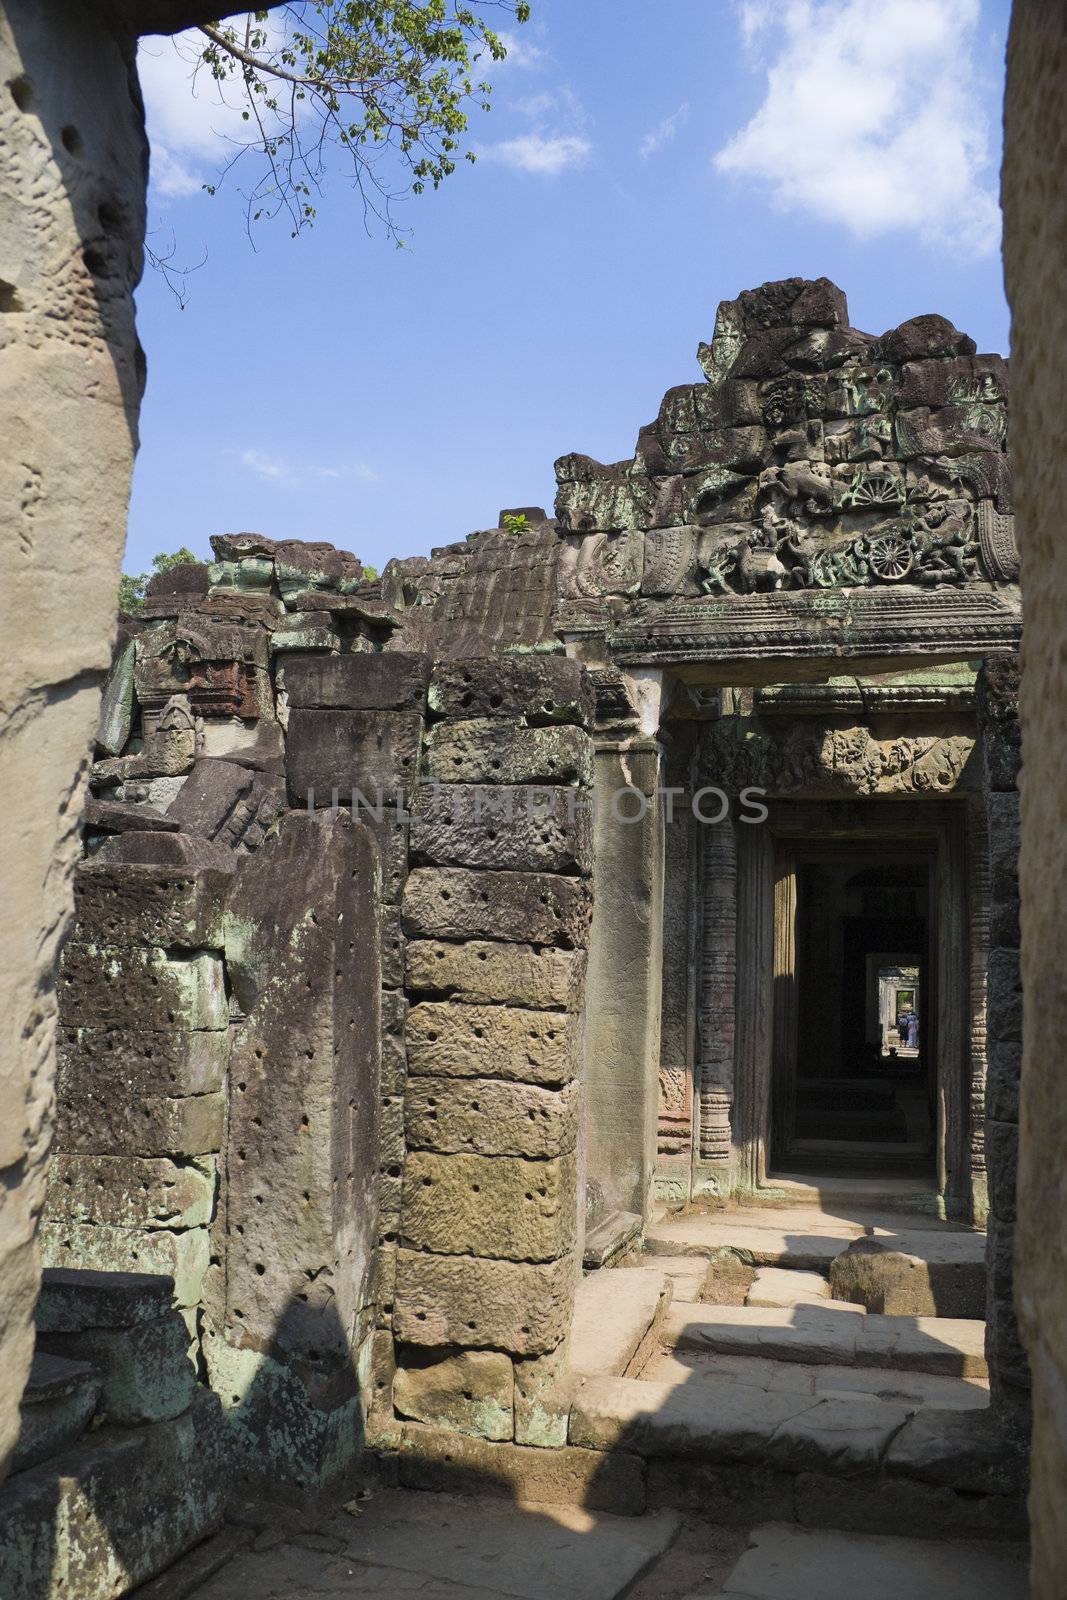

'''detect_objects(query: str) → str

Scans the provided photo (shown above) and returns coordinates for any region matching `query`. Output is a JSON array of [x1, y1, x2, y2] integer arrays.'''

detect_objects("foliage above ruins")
[[193, 2, 532, 238]]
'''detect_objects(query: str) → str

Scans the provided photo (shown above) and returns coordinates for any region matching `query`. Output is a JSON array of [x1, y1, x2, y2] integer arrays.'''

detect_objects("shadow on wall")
[[0, 1287, 372, 1596]]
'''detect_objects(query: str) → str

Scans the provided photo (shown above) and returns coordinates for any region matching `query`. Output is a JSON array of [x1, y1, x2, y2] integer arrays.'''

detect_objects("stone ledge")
[[396, 1423, 646, 1514]]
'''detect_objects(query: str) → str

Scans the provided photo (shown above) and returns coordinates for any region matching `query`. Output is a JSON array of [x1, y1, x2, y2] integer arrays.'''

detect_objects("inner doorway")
[[775, 846, 936, 1177]]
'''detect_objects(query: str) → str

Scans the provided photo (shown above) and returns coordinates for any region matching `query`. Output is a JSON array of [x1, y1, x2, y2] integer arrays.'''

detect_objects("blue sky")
[[128, 0, 1012, 577]]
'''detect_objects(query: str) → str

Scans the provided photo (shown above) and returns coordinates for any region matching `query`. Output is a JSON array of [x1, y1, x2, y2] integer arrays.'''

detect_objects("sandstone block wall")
[[1002, 3, 1067, 1586]]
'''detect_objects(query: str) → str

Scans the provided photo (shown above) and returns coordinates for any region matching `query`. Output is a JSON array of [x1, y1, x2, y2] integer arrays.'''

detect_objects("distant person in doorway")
[[905, 1011, 919, 1050], [897, 1013, 908, 1046]]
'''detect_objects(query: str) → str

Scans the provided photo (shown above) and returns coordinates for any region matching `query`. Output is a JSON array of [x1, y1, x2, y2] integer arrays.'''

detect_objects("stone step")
[[642, 1349, 988, 1412], [570, 1373, 1009, 1489], [12, 1350, 101, 1473], [644, 1208, 985, 1284], [747, 1267, 834, 1308], [716, 1522, 1026, 1600], [662, 1301, 987, 1377], [646, 1214, 858, 1270], [570, 1266, 673, 1377]]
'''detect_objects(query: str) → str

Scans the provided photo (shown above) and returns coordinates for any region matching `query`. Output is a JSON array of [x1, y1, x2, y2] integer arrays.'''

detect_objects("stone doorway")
[[775, 844, 936, 1179]]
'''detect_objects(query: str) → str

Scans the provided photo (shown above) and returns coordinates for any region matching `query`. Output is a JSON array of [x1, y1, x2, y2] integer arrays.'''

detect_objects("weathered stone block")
[[40, 1224, 211, 1309], [401, 1151, 576, 1262], [72, 863, 230, 948], [360, 808, 409, 903], [283, 651, 430, 711], [423, 720, 593, 787], [406, 940, 585, 1011], [513, 1343, 571, 1448], [397, 1425, 645, 1514], [428, 657, 593, 728], [57, 1026, 228, 1100], [988, 948, 1023, 1043], [829, 1236, 986, 1319], [393, 1349, 514, 1441], [55, 1089, 225, 1159], [402, 868, 591, 947], [406, 1003, 578, 1085], [878, 313, 976, 362], [380, 989, 407, 1097], [59, 944, 228, 1032], [286, 709, 423, 806], [379, 1095, 405, 1169], [38, 1311, 196, 1425], [410, 784, 592, 875], [987, 1040, 1021, 1125], [405, 1077, 579, 1159], [394, 1250, 573, 1354], [215, 812, 380, 1359], [36, 1268, 177, 1333], [987, 1118, 1018, 1223], [380, 904, 405, 988], [46, 1156, 216, 1230], [13, 1353, 101, 1474], [0, 1392, 227, 1600]]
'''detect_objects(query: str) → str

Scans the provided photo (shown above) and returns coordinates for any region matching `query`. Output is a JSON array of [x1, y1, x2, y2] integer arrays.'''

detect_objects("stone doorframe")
[[718, 798, 985, 1220]]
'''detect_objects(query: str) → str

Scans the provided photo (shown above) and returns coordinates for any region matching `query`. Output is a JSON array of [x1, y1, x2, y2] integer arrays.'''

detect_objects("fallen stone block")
[[394, 1250, 573, 1354], [410, 784, 592, 875], [793, 1469, 1028, 1542], [393, 1348, 514, 1441], [406, 940, 585, 1010], [428, 657, 593, 728], [397, 1424, 645, 1514], [405, 1076, 579, 1159], [829, 1234, 986, 1319], [406, 1002, 579, 1086], [164, 758, 253, 837], [570, 1267, 673, 1378], [423, 720, 593, 787], [402, 1150, 576, 1262], [402, 867, 591, 947], [569, 1373, 818, 1463], [93, 831, 237, 870]]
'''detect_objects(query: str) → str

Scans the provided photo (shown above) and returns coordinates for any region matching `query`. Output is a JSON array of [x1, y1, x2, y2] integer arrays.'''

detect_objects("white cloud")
[[235, 449, 378, 486], [481, 134, 591, 176], [241, 448, 287, 481], [640, 103, 690, 160], [715, 0, 1000, 256], [492, 30, 548, 69], [138, 30, 255, 198]]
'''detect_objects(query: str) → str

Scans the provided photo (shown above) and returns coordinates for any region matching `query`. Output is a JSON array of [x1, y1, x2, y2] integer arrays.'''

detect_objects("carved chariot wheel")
[[865, 532, 913, 582]]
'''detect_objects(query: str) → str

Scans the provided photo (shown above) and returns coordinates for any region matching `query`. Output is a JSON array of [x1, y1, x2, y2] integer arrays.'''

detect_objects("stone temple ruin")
[[0, 278, 1030, 1591]]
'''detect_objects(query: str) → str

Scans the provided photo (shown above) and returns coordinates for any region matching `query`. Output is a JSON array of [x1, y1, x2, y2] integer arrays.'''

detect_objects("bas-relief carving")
[[701, 722, 975, 798]]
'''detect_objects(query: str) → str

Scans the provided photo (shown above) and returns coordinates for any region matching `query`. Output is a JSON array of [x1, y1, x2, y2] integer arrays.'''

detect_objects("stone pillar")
[[0, 0, 147, 1476], [584, 737, 664, 1230], [654, 725, 699, 1204], [393, 656, 593, 1450], [1003, 5, 1067, 1581]]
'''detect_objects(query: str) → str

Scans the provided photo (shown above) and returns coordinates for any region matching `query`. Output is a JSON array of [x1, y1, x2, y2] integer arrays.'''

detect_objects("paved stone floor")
[[169, 1488, 1027, 1600]]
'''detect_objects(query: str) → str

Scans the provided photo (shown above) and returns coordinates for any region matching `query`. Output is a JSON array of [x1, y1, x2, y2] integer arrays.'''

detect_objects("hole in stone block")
[[61, 124, 82, 154], [9, 76, 32, 111]]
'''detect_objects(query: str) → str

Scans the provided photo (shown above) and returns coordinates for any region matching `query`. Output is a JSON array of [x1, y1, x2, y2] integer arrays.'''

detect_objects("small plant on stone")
[[501, 513, 529, 535]]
